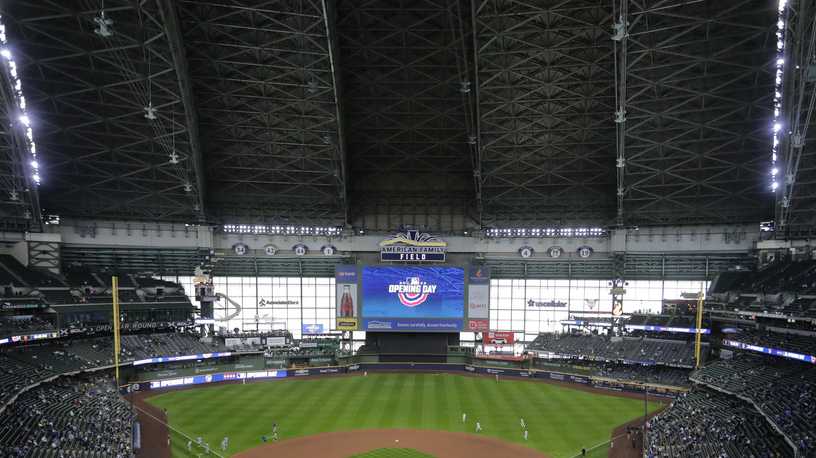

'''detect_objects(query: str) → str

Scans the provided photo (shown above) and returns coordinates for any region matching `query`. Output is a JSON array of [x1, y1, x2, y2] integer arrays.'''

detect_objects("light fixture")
[[93, 1, 114, 38], [0, 16, 39, 186], [485, 227, 607, 238], [771, 0, 788, 190], [143, 102, 157, 120], [222, 224, 342, 236], [611, 18, 627, 41]]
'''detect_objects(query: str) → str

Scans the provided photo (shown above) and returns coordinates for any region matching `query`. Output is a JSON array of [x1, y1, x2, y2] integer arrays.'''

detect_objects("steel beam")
[[156, 0, 207, 221], [320, 0, 349, 226]]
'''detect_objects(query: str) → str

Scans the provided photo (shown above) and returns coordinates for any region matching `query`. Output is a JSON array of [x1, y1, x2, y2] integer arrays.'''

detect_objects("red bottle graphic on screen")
[[340, 285, 354, 317]]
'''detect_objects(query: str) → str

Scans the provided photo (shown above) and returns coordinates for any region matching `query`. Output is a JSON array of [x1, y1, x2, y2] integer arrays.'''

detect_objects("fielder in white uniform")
[[524, 429, 528, 441], [462, 412, 467, 423], [520, 418, 526, 429], [475, 421, 482, 432]]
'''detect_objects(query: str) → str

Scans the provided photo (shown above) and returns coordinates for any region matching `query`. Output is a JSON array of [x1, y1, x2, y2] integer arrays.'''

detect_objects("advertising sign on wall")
[[483, 331, 515, 345], [335, 265, 358, 330], [379, 230, 447, 262], [301, 323, 325, 335], [467, 266, 489, 331]]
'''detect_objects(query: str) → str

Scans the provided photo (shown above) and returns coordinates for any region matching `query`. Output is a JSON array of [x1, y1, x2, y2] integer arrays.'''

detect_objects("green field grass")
[[147, 373, 662, 458], [349, 448, 435, 458]]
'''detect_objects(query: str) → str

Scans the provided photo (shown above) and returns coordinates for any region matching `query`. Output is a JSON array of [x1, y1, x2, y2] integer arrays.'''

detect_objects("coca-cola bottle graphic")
[[340, 285, 354, 317]]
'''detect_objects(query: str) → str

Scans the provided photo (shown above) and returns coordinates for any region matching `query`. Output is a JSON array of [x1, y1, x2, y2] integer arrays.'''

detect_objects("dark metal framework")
[[337, 0, 475, 230], [623, 0, 776, 225], [3, 0, 203, 221], [776, 0, 816, 236], [176, 0, 347, 224], [0, 0, 789, 232], [474, 0, 617, 227]]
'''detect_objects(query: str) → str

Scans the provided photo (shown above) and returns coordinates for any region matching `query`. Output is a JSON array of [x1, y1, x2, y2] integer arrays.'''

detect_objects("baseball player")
[[475, 421, 482, 432], [186, 440, 192, 451], [495, 374, 499, 383], [204, 443, 210, 455], [196, 436, 203, 446], [462, 412, 467, 423], [524, 429, 528, 441], [221, 437, 229, 451], [520, 418, 526, 429]]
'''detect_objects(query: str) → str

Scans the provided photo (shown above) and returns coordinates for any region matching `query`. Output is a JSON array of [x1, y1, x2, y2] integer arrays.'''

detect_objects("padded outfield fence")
[[128, 360, 686, 400]]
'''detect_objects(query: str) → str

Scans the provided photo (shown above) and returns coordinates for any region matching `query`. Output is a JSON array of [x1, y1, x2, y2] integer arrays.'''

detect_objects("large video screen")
[[361, 266, 465, 331]]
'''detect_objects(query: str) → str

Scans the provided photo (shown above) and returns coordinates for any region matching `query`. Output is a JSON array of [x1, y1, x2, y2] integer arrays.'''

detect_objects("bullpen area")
[[144, 372, 663, 458]]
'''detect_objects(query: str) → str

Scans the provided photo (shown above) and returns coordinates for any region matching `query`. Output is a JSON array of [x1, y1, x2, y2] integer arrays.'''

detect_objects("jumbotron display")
[[361, 266, 465, 331]]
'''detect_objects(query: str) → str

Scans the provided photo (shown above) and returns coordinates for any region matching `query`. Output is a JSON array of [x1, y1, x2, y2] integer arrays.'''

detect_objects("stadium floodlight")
[[771, 0, 788, 191], [484, 227, 607, 238], [0, 16, 40, 186], [222, 224, 343, 236]]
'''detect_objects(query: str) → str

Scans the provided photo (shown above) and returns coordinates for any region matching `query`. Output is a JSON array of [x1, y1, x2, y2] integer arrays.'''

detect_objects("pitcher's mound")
[[232, 429, 549, 458]]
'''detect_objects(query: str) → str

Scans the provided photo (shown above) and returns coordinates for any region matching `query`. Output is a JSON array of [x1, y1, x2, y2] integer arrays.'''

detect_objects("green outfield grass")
[[349, 448, 435, 458], [147, 373, 662, 458]]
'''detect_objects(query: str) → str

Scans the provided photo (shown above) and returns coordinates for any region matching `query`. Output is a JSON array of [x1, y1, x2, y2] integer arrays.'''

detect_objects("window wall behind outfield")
[[491, 279, 710, 341], [163, 276, 707, 341], [162, 276, 335, 339]]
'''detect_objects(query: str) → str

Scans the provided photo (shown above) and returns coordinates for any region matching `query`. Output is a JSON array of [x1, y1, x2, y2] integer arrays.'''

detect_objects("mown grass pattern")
[[148, 373, 662, 458]]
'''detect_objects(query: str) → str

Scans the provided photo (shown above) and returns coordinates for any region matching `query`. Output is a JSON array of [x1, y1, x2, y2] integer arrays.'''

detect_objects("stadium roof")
[[2, 0, 810, 234]]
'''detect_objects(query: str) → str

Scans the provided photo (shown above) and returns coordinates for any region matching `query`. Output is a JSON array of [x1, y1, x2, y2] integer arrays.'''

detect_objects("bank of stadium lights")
[[223, 224, 342, 237], [484, 227, 606, 238], [771, 0, 788, 191], [0, 17, 40, 186]]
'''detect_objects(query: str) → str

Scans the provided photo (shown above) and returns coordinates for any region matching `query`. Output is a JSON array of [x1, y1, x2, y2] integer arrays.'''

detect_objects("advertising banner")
[[335, 265, 359, 330], [467, 319, 489, 331], [336, 318, 358, 331], [225, 337, 262, 348], [301, 323, 325, 335], [362, 266, 464, 319], [483, 331, 514, 345], [467, 266, 489, 331], [266, 336, 286, 347]]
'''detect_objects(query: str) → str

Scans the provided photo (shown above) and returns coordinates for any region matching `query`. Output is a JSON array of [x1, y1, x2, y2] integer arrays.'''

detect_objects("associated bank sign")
[[379, 230, 447, 262]]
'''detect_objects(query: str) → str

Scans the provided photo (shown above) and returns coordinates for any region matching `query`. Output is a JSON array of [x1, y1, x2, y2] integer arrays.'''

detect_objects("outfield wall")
[[130, 362, 684, 399]]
